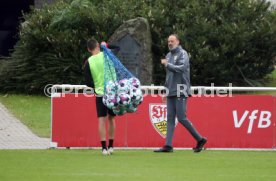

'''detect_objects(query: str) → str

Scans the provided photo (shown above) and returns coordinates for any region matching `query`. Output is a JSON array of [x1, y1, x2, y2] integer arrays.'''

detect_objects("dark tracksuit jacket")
[[165, 45, 191, 97]]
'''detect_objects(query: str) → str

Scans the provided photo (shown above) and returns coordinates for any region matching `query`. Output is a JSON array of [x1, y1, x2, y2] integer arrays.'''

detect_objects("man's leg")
[[176, 97, 207, 152], [175, 97, 202, 141], [98, 116, 107, 149], [165, 96, 177, 147], [154, 96, 176, 152], [107, 114, 115, 150], [95, 96, 110, 155], [108, 115, 115, 139]]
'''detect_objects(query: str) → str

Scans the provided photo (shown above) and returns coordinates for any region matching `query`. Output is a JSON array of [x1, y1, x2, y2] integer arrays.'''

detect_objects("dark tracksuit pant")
[[165, 96, 202, 147]]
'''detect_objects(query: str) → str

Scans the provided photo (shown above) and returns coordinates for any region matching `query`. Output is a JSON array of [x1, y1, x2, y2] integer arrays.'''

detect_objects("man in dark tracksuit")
[[154, 34, 207, 153]]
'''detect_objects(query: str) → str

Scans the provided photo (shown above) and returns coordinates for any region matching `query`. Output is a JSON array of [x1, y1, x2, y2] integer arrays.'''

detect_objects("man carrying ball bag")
[[84, 38, 119, 156]]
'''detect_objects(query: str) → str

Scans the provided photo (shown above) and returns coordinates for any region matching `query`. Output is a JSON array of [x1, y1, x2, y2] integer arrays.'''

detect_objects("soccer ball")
[[130, 88, 143, 103], [102, 94, 108, 105], [105, 81, 118, 96], [128, 77, 141, 89], [103, 78, 142, 114], [118, 79, 130, 94], [133, 98, 143, 107], [129, 87, 137, 100], [133, 94, 143, 107], [103, 95, 119, 109], [113, 106, 126, 116], [126, 104, 137, 113], [117, 93, 131, 106]]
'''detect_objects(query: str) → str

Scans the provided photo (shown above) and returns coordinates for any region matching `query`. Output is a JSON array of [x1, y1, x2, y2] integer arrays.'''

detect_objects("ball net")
[[101, 45, 143, 115]]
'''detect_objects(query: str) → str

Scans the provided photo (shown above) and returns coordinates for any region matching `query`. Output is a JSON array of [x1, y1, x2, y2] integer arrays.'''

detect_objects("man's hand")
[[161, 59, 168, 66], [100, 41, 107, 47]]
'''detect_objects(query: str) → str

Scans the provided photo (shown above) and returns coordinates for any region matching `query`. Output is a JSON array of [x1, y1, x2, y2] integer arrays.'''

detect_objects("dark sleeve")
[[107, 43, 120, 50], [84, 62, 94, 88], [106, 43, 120, 55]]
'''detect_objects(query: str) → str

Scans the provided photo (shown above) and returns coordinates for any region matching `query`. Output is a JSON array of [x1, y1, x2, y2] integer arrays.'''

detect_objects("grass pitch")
[[0, 150, 275, 181], [0, 94, 50, 137], [0, 71, 275, 180]]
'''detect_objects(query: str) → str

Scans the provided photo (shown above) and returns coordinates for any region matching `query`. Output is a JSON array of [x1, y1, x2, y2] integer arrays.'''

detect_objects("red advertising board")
[[51, 94, 275, 149]]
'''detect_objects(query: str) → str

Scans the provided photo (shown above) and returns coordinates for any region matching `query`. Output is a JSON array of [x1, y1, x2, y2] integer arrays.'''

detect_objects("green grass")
[[0, 94, 50, 137], [0, 150, 275, 181]]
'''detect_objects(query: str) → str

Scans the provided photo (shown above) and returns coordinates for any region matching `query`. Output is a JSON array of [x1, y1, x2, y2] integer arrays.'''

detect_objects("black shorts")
[[96, 96, 116, 117]]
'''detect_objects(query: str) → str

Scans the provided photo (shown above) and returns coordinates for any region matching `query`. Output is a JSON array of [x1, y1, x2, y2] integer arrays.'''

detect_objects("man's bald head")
[[168, 34, 180, 50]]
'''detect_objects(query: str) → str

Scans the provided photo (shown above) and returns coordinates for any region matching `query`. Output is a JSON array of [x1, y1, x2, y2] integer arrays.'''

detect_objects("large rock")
[[109, 17, 153, 85], [35, 0, 57, 8]]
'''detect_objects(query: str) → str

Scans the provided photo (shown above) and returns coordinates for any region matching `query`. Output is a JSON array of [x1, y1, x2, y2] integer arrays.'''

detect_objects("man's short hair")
[[87, 38, 98, 51]]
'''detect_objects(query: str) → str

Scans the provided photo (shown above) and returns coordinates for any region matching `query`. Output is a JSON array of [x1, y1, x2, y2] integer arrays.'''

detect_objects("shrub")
[[0, 0, 275, 93]]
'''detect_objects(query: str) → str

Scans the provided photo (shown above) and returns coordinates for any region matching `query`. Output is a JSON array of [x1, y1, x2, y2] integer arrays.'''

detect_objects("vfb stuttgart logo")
[[149, 104, 178, 138]]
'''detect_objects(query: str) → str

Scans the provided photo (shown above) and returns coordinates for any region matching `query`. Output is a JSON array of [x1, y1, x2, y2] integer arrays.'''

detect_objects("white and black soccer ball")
[[105, 81, 118, 96], [118, 79, 131, 94], [128, 77, 141, 89], [126, 103, 137, 113], [113, 106, 127, 116], [130, 88, 143, 103], [103, 95, 119, 109], [117, 93, 131, 106]]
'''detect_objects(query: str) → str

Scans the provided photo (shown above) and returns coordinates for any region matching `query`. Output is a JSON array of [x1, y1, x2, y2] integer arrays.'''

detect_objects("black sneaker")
[[154, 145, 173, 153], [193, 138, 207, 153]]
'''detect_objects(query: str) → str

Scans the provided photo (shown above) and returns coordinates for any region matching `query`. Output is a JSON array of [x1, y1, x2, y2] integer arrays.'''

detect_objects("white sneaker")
[[108, 147, 114, 154], [102, 149, 109, 156]]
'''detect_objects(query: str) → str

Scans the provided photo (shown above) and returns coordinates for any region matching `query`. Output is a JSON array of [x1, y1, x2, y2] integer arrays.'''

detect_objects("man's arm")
[[101, 41, 120, 54], [106, 43, 120, 50], [84, 61, 94, 88], [166, 52, 189, 73]]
